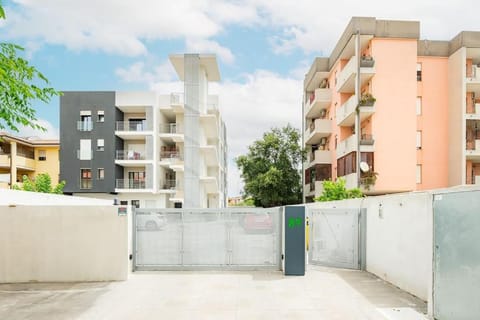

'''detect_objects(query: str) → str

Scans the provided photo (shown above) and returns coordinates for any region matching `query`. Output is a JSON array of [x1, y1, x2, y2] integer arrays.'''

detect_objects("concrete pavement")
[[0, 266, 427, 320]]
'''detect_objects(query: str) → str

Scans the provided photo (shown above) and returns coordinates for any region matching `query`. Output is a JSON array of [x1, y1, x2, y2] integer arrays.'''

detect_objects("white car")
[[137, 212, 167, 231]]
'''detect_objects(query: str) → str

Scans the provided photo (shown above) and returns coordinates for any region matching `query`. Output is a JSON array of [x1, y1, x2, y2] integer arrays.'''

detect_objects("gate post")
[[284, 206, 305, 276]]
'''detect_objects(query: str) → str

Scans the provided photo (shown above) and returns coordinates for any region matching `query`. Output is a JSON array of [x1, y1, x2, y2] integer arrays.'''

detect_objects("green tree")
[[13, 173, 65, 194], [0, 3, 61, 132], [236, 124, 305, 207], [315, 178, 363, 202]]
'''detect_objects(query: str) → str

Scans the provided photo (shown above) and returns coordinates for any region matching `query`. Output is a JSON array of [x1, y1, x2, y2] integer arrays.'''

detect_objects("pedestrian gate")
[[308, 208, 366, 270]]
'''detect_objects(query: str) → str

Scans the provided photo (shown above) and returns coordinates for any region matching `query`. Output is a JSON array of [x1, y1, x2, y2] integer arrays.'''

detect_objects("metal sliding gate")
[[133, 208, 282, 270], [308, 208, 366, 270]]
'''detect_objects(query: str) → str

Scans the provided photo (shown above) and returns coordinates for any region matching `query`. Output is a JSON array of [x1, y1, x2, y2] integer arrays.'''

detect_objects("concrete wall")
[[308, 191, 433, 302], [0, 205, 128, 283]]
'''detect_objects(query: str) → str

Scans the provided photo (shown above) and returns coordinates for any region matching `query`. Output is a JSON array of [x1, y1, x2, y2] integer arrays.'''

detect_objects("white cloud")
[[13, 119, 59, 140], [116, 60, 177, 84], [185, 38, 235, 64]]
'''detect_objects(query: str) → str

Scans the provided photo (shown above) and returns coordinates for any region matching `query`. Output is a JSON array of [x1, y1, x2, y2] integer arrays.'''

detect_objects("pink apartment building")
[[303, 17, 480, 202]]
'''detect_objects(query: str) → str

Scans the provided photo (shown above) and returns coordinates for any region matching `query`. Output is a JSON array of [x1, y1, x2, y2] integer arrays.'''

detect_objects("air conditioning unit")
[[319, 109, 327, 118], [319, 137, 327, 145]]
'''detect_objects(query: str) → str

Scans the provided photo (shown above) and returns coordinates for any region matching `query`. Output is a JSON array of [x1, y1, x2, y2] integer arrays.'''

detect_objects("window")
[[79, 111, 92, 131], [416, 97, 422, 115], [416, 165, 422, 184], [97, 168, 104, 180], [38, 150, 46, 161], [131, 200, 140, 208], [97, 110, 105, 122], [417, 63, 422, 81], [79, 139, 92, 160], [416, 131, 422, 149], [80, 168, 92, 189], [120, 200, 128, 206], [97, 139, 104, 151]]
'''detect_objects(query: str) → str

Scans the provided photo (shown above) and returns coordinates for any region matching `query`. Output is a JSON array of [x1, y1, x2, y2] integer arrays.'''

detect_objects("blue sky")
[[1, 0, 479, 196]]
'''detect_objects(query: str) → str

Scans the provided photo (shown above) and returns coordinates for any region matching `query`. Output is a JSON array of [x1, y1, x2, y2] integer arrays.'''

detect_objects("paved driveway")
[[0, 266, 427, 320]]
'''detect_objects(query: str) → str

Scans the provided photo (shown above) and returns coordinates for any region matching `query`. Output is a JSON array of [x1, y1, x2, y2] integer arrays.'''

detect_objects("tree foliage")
[[236, 124, 305, 208], [13, 174, 65, 194], [0, 3, 61, 132], [315, 178, 363, 202]]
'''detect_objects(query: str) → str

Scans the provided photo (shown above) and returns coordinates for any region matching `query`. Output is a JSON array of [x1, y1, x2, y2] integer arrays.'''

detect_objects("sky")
[[1, 0, 479, 197]]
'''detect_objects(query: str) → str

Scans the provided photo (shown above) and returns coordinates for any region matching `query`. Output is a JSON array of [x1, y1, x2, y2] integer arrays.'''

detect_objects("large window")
[[79, 139, 92, 160], [79, 111, 93, 131], [128, 171, 146, 189], [80, 168, 92, 189]]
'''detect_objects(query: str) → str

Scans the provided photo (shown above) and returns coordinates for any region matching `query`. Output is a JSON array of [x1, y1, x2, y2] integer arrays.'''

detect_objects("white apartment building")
[[60, 54, 228, 208]]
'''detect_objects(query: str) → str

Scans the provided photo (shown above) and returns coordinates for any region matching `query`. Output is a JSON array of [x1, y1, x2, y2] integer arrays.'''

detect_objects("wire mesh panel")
[[134, 208, 282, 270], [309, 209, 359, 269], [135, 210, 182, 266]]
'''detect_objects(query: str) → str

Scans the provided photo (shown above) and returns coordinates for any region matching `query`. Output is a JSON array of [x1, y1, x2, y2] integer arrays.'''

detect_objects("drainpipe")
[[355, 30, 361, 188], [301, 92, 305, 202]]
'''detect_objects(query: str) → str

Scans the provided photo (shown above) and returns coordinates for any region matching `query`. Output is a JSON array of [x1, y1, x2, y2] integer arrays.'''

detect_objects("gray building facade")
[[60, 91, 122, 194]]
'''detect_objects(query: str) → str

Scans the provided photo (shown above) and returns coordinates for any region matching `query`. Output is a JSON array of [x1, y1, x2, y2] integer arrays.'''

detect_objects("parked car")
[[137, 212, 167, 231], [241, 213, 273, 233]]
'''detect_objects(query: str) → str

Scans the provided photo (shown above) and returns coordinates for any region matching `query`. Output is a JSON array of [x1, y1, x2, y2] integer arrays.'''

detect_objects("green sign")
[[288, 217, 303, 228]]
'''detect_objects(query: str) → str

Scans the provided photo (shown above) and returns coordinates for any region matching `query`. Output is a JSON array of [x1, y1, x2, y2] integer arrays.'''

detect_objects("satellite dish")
[[360, 161, 370, 173]]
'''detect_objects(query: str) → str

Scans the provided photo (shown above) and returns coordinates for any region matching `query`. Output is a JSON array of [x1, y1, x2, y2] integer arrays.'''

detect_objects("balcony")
[[77, 121, 92, 132], [200, 176, 218, 193], [336, 135, 375, 158], [466, 65, 480, 92], [305, 88, 332, 118], [159, 124, 184, 143], [305, 119, 331, 145], [309, 149, 331, 165], [466, 139, 480, 161], [115, 179, 150, 192], [170, 93, 184, 113], [336, 94, 376, 127], [115, 150, 150, 167], [159, 151, 184, 171], [115, 120, 152, 140], [336, 56, 376, 93], [200, 114, 219, 138], [200, 145, 219, 166], [304, 181, 324, 198], [159, 179, 179, 192]]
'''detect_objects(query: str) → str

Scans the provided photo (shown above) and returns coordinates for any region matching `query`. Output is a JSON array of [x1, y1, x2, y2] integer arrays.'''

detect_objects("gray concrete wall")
[[60, 91, 117, 193], [0, 205, 128, 283]]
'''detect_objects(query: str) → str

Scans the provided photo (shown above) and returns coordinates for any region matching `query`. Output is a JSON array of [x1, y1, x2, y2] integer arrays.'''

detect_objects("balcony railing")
[[115, 150, 146, 160], [115, 120, 148, 131], [160, 151, 183, 161], [80, 179, 92, 189], [360, 134, 375, 145], [115, 179, 146, 189], [77, 149, 93, 160], [170, 93, 184, 105], [159, 123, 183, 134], [77, 121, 93, 131], [160, 179, 178, 190]]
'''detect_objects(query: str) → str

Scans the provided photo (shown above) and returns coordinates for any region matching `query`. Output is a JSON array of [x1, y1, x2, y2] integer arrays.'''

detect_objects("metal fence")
[[133, 208, 282, 270]]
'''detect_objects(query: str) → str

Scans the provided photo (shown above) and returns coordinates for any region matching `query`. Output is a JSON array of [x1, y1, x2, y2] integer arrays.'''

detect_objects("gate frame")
[[132, 207, 283, 271], [307, 207, 366, 270]]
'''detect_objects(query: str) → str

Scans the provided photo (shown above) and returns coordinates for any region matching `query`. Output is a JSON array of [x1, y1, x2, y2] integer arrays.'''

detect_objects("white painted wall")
[[307, 191, 433, 302], [0, 205, 128, 283]]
